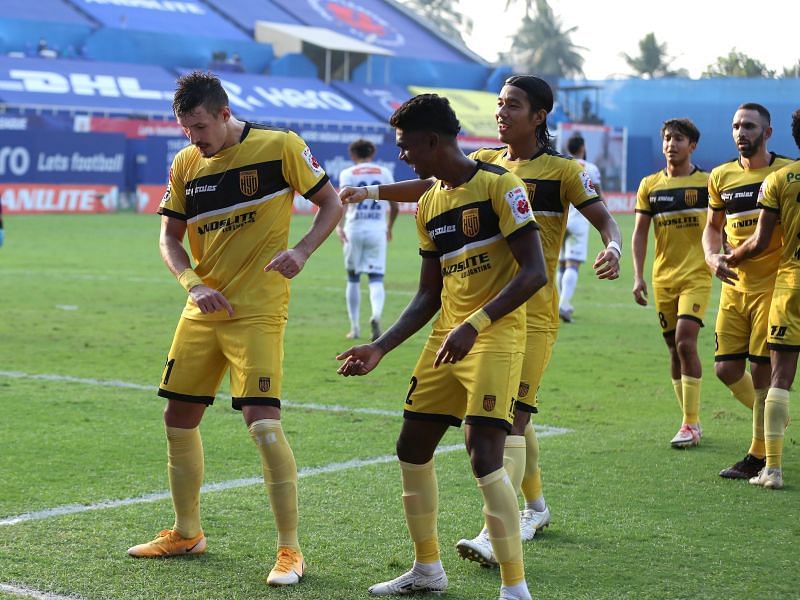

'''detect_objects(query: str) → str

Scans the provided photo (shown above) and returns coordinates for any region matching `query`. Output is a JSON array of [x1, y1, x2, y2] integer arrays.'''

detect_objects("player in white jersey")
[[336, 139, 399, 341], [557, 133, 604, 322]]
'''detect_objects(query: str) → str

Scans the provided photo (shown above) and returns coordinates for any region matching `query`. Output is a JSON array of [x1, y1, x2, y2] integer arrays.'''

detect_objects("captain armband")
[[177, 268, 204, 292], [464, 309, 492, 333]]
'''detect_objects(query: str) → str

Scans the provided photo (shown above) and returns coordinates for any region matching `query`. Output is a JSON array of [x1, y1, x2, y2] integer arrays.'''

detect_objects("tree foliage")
[[702, 48, 775, 78], [622, 33, 686, 78], [398, 0, 472, 45], [501, 0, 585, 77]]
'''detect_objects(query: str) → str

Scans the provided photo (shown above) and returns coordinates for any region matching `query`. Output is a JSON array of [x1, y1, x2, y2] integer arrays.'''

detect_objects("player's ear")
[[220, 106, 231, 122]]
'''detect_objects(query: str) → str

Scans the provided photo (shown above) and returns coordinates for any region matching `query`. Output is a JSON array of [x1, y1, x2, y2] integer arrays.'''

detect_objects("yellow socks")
[[399, 459, 440, 564], [477, 468, 524, 587], [727, 372, 755, 410], [503, 435, 526, 494], [672, 378, 683, 411], [520, 421, 542, 503], [748, 388, 768, 459], [249, 419, 300, 551], [681, 375, 701, 425], [765, 388, 790, 469], [166, 425, 204, 539]]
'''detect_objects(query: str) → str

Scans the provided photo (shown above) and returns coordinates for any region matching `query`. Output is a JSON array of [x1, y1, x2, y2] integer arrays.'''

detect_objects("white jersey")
[[339, 162, 395, 234]]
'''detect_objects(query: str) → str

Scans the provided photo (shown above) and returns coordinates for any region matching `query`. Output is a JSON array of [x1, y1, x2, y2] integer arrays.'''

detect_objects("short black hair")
[[349, 139, 376, 159], [661, 118, 700, 144], [389, 94, 460, 137], [173, 71, 229, 117], [792, 109, 800, 151], [504, 75, 554, 113], [566, 133, 584, 155], [737, 102, 771, 125]]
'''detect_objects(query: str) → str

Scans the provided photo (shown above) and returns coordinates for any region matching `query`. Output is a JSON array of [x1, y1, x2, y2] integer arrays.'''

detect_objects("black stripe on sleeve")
[[157, 207, 187, 221], [419, 249, 440, 258], [303, 174, 330, 199], [757, 203, 780, 213], [635, 208, 652, 215], [574, 196, 603, 211], [506, 221, 538, 243]]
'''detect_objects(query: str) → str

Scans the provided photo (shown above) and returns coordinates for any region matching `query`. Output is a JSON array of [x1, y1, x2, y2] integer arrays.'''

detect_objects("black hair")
[[737, 102, 771, 125], [504, 75, 555, 151], [389, 94, 460, 137], [566, 133, 585, 155], [661, 118, 701, 144], [349, 139, 376, 159], [792, 109, 800, 151], [173, 71, 229, 116]]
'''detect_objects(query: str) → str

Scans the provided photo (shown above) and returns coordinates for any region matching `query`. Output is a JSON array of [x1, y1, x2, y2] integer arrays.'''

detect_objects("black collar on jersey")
[[240, 122, 251, 143], [662, 165, 701, 177], [736, 151, 778, 170], [503, 146, 548, 162]]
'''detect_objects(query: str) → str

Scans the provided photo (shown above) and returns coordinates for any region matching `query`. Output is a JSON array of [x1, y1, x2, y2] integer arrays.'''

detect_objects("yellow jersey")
[[159, 123, 329, 321], [635, 167, 711, 288], [708, 153, 792, 292], [470, 147, 599, 331], [758, 160, 800, 290], [417, 160, 537, 354]]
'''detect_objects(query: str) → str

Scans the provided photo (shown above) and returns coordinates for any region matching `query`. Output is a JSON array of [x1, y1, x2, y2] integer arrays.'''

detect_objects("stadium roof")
[[255, 22, 394, 56]]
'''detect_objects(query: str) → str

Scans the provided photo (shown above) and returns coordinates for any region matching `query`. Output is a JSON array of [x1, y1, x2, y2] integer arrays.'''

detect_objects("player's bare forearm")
[[372, 179, 434, 203], [375, 288, 441, 356], [294, 182, 343, 260], [702, 208, 725, 258], [159, 215, 191, 276], [729, 209, 778, 266], [582, 201, 620, 247], [631, 214, 650, 281], [478, 228, 547, 324]]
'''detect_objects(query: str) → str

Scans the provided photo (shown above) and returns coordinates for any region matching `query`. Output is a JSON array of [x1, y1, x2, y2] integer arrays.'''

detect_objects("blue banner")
[[330, 82, 409, 122], [270, 0, 471, 62], [0, 57, 175, 115], [0, 131, 127, 185], [219, 73, 381, 124], [70, 0, 248, 40]]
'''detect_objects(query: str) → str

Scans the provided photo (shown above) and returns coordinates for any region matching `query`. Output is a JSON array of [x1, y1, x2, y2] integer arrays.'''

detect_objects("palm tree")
[[398, 0, 472, 45], [501, 0, 585, 78], [622, 33, 685, 78]]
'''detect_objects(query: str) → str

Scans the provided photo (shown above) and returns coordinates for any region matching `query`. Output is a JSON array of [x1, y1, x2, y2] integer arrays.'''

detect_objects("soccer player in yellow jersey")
[[340, 77, 621, 563], [702, 102, 793, 479], [632, 118, 711, 448], [126, 72, 343, 587], [726, 108, 800, 489], [338, 94, 547, 600]]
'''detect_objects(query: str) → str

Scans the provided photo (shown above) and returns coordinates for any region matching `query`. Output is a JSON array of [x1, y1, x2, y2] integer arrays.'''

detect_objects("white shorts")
[[344, 229, 387, 275], [559, 210, 590, 263]]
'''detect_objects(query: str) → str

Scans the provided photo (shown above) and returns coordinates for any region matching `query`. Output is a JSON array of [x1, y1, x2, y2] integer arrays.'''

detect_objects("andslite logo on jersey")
[[462, 208, 480, 237], [684, 189, 698, 207], [308, 0, 405, 48], [506, 186, 531, 224], [301, 146, 324, 176], [239, 170, 258, 196]]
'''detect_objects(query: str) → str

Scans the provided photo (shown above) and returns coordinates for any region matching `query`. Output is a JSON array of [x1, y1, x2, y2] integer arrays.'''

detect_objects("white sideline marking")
[[0, 583, 82, 600], [0, 428, 567, 528], [0, 370, 400, 417]]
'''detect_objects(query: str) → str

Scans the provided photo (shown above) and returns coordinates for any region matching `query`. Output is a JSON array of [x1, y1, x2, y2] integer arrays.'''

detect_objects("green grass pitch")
[[0, 213, 797, 599]]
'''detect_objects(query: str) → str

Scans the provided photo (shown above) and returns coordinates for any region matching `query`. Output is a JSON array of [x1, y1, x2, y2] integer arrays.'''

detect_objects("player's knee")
[[347, 270, 360, 283], [367, 273, 384, 283], [714, 361, 741, 385]]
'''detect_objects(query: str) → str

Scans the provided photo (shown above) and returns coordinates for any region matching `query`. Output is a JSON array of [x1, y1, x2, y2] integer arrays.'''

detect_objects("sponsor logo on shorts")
[[518, 382, 530, 398], [693, 303, 700, 312], [684, 189, 698, 207], [240, 170, 259, 196], [462, 208, 480, 237], [483, 394, 496, 412], [258, 377, 271, 392]]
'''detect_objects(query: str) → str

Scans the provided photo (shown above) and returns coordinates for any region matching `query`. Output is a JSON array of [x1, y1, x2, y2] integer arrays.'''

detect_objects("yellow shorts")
[[516, 328, 558, 412], [653, 282, 711, 334], [768, 287, 800, 351], [714, 285, 771, 364], [158, 316, 285, 410], [404, 346, 523, 432]]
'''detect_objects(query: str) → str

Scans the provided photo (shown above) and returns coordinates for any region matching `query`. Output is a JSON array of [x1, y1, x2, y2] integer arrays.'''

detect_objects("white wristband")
[[606, 240, 621, 258], [365, 185, 380, 200]]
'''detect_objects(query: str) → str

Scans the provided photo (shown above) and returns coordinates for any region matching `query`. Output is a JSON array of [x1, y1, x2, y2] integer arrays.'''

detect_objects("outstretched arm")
[[337, 255, 443, 376], [340, 178, 434, 204], [580, 201, 621, 280], [266, 181, 343, 278]]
